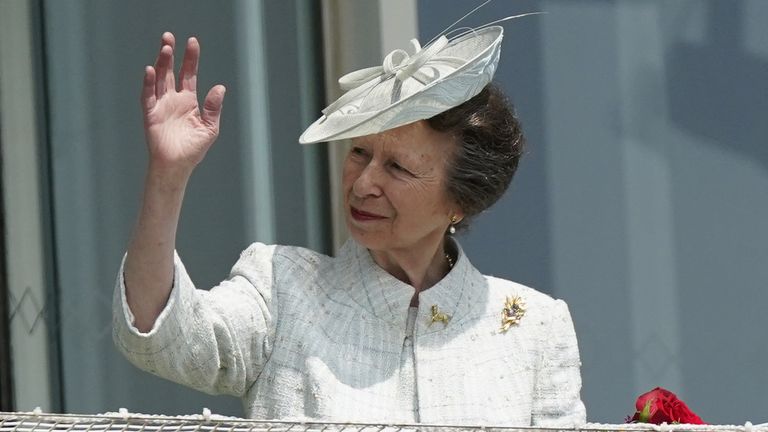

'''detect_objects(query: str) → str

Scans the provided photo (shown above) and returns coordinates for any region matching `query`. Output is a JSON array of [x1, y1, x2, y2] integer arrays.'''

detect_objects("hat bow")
[[321, 35, 464, 117]]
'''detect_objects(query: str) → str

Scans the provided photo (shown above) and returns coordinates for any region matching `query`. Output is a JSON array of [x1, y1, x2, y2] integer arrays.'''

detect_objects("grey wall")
[[34, 0, 768, 422], [43, 0, 326, 416], [420, 0, 768, 424]]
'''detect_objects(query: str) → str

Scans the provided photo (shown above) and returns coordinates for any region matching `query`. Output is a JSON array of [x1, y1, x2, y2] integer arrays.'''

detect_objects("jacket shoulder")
[[484, 275, 560, 306], [235, 242, 330, 272]]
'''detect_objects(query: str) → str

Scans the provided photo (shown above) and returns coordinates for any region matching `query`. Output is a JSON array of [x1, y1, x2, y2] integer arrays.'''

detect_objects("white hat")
[[299, 25, 504, 144]]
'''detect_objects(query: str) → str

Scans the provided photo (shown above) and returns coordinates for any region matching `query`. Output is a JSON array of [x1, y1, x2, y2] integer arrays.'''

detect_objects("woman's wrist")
[[145, 161, 194, 194]]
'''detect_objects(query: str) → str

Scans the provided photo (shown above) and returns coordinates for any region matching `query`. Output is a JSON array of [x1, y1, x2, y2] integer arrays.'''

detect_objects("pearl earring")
[[449, 215, 458, 235]]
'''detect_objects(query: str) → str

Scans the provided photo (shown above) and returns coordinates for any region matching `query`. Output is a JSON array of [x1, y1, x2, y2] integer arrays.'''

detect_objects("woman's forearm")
[[124, 164, 192, 332]]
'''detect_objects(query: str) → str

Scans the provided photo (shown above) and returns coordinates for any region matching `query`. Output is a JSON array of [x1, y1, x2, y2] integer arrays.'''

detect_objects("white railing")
[[1, 411, 765, 432]]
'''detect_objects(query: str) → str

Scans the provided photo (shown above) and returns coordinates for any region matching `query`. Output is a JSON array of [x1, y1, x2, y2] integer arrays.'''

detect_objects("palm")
[[142, 33, 225, 170], [146, 91, 214, 163]]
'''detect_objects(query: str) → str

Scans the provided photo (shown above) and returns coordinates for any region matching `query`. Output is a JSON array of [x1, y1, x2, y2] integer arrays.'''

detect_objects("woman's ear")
[[448, 211, 464, 226], [450, 209, 465, 223]]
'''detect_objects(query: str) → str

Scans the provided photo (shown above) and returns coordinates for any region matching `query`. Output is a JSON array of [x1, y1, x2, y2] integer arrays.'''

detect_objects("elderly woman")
[[114, 26, 586, 426]]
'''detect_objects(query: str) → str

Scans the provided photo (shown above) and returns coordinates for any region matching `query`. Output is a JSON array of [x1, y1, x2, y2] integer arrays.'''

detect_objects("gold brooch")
[[500, 295, 526, 333], [429, 305, 451, 327]]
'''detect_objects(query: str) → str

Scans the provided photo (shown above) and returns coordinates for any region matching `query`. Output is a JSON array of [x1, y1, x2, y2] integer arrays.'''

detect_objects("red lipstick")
[[350, 207, 386, 221]]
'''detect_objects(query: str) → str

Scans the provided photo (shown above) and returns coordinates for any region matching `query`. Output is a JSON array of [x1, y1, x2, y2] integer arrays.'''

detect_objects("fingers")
[[201, 85, 226, 131], [153, 32, 176, 98], [162, 32, 176, 93], [159, 32, 175, 52], [154, 45, 173, 97], [178, 37, 200, 93], [141, 65, 157, 112]]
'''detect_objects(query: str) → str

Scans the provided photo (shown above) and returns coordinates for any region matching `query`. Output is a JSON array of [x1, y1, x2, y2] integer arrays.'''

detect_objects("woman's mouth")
[[350, 206, 386, 221]]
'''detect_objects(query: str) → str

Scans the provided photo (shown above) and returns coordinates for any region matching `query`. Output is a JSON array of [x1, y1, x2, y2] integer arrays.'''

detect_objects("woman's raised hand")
[[142, 32, 225, 174]]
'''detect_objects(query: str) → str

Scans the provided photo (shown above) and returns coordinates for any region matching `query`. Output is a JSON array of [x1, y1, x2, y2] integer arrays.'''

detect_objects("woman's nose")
[[352, 163, 383, 198]]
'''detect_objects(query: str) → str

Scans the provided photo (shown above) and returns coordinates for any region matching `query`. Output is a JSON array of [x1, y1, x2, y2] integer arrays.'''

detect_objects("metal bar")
[[0, 126, 14, 411], [0, 0, 16, 413], [31, 0, 64, 413], [0, 413, 758, 432]]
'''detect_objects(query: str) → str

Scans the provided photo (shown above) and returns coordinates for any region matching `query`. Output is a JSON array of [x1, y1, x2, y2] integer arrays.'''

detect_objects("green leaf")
[[638, 398, 654, 423]]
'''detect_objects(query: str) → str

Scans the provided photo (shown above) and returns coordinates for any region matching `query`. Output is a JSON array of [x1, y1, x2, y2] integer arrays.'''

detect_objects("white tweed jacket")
[[113, 239, 586, 426]]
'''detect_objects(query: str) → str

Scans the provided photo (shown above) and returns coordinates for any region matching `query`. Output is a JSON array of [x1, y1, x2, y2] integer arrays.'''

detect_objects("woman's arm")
[[115, 33, 277, 397], [124, 32, 225, 332], [114, 242, 277, 397]]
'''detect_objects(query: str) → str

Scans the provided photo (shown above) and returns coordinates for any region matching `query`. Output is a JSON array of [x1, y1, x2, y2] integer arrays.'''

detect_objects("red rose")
[[628, 387, 706, 424]]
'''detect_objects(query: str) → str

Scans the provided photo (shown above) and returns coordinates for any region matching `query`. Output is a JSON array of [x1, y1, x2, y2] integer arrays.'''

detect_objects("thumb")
[[201, 85, 226, 130]]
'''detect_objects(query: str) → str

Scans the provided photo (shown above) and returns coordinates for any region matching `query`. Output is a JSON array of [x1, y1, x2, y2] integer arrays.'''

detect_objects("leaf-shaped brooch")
[[500, 295, 526, 333]]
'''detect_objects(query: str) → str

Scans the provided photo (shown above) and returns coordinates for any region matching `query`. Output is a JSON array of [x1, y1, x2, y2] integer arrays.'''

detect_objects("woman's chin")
[[346, 223, 386, 251]]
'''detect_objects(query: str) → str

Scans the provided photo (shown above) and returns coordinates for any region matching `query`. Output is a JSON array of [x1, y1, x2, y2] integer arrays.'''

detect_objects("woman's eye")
[[390, 162, 411, 175], [350, 147, 367, 157]]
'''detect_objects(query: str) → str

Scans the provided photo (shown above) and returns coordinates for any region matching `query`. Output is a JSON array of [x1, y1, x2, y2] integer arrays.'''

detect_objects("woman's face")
[[342, 121, 461, 255]]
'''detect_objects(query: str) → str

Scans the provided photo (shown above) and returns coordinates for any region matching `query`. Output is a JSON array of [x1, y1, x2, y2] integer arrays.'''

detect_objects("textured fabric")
[[113, 239, 586, 426], [396, 307, 418, 422]]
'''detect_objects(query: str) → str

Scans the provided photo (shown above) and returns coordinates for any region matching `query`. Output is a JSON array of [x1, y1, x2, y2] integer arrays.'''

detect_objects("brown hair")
[[427, 83, 525, 231]]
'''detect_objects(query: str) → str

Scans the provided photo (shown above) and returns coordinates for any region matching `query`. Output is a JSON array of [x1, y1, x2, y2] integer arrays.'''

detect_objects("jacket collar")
[[338, 238, 486, 329]]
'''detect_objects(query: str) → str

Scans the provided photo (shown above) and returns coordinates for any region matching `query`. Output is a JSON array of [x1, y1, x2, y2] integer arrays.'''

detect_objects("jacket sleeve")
[[531, 299, 587, 427], [112, 242, 277, 397]]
